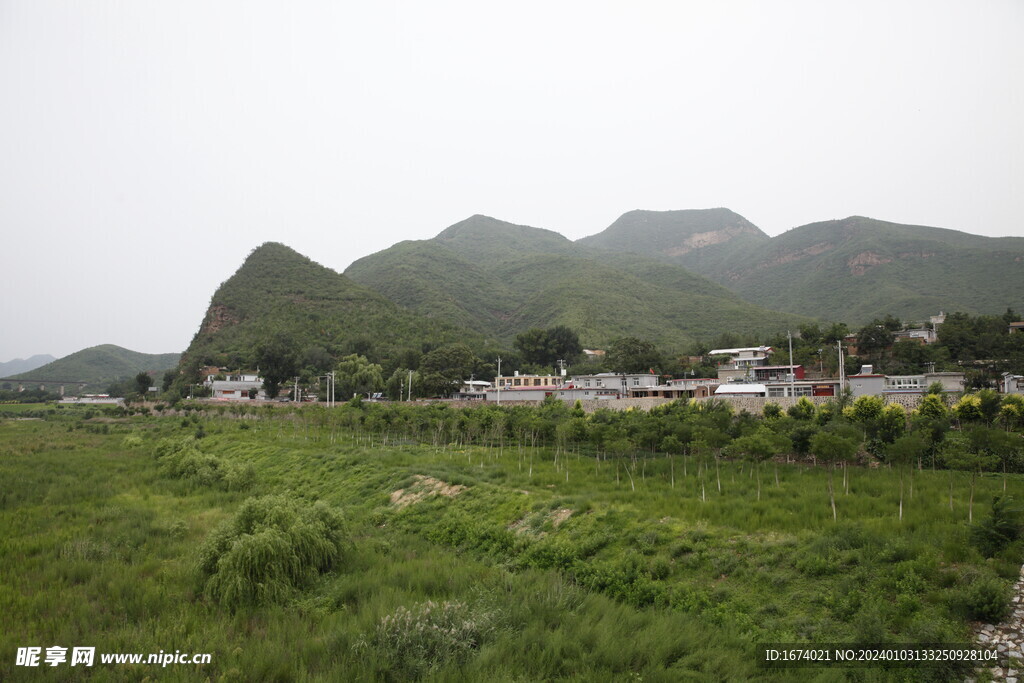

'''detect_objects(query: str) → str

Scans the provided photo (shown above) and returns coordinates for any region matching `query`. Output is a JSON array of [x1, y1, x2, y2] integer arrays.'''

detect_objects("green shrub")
[[357, 600, 500, 678], [971, 495, 1022, 558], [951, 575, 1011, 623], [197, 495, 347, 609], [153, 436, 255, 490]]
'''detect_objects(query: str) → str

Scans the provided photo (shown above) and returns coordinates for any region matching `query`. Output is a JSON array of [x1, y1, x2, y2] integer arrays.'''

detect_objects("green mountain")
[[345, 215, 808, 350], [180, 242, 471, 374], [7, 345, 179, 392], [711, 216, 1024, 324], [576, 208, 769, 272]]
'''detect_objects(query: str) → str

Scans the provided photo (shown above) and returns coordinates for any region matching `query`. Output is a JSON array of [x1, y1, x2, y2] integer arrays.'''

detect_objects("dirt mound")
[[390, 475, 466, 508], [509, 508, 573, 536]]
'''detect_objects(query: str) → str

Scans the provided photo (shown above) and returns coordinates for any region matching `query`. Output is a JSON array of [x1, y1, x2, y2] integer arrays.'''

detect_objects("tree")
[[887, 433, 927, 521], [255, 333, 299, 399], [856, 321, 895, 359], [787, 397, 816, 421], [940, 432, 998, 522], [726, 430, 778, 501], [161, 369, 178, 393], [335, 354, 384, 400], [419, 344, 478, 398], [876, 403, 907, 444], [810, 431, 858, 521], [133, 372, 153, 397], [606, 337, 661, 374]]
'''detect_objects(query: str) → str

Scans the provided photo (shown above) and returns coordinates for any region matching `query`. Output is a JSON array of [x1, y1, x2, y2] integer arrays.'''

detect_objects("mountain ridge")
[[345, 214, 810, 350]]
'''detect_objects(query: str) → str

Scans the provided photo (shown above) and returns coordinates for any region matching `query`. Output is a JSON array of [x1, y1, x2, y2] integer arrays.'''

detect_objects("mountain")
[[0, 354, 56, 377], [345, 214, 808, 350], [580, 211, 1024, 325], [6, 345, 179, 391], [179, 242, 472, 374], [576, 208, 769, 272], [711, 216, 1024, 324]]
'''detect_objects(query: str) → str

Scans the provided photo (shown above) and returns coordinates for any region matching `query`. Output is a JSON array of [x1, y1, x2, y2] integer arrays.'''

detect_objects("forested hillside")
[[718, 217, 1024, 324], [176, 243, 474, 389], [581, 212, 1024, 325], [577, 208, 768, 272], [6, 345, 178, 391], [345, 215, 807, 350]]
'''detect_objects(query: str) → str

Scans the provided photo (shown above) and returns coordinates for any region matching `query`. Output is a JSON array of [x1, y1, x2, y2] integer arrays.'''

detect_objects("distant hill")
[[710, 216, 1024, 324], [345, 214, 808, 350], [179, 242, 473, 375], [0, 354, 56, 377], [6, 345, 179, 392], [577, 208, 769, 272], [579, 212, 1024, 325]]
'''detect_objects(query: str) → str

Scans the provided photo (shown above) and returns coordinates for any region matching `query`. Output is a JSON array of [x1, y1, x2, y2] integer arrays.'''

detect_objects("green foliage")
[[971, 496, 1022, 558], [419, 344, 479, 397], [886, 433, 927, 468], [335, 354, 384, 400], [952, 574, 1012, 623], [197, 494, 347, 609], [514, 325, 583, 368], [153, 437, 255, 491], [847, 395, 885, 425], [133, 371, 153, 396], [606, 337, 661, 373], [787, 397, 816, 421], [810, 431, 858, 465], [255, 332, 299, 399], [357, 600, 501, 678]]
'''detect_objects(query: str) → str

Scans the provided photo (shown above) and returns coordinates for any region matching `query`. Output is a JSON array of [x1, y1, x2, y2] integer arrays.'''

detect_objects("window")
[[633, 378, 640, 386], [584, 380, 591, 387], [534, 379, 541, 386], [514, 379, 521, 386], [596, 380, 603, 387]]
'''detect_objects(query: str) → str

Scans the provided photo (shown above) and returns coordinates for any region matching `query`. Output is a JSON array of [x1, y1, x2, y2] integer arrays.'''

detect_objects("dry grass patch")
[[509, 508, 574, 536], [390, 475, 466, 509]]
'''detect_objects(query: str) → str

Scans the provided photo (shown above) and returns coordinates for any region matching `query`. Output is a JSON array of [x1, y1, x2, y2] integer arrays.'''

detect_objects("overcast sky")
[[2, 1, 1022, 362]]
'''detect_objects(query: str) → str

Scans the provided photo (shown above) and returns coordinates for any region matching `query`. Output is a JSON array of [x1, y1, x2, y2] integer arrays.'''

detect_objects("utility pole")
[[496, 356, 502, 405], [788, 330, 795, 398], [407, 369, 413, 402], [837, 340, 845, 396]]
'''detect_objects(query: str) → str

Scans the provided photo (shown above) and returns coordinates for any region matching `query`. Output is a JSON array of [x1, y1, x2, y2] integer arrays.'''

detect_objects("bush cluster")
[[359, 600, 500, 678], [197, 494, 347, 609], [153, 437, 255, 490]]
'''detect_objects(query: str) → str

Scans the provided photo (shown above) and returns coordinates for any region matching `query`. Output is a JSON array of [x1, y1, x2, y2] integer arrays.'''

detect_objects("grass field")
[[2, 405, 1021, 681]]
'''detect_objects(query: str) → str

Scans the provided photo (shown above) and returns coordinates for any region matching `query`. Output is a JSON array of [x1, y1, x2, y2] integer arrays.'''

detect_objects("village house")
[[1000, 373, 1024, 395], [556, 372, 661, 401], [846, 366, 965, 398], [485, 373, 563, 401], [452, 380, 491, 400], [206, 371, 265, 400]]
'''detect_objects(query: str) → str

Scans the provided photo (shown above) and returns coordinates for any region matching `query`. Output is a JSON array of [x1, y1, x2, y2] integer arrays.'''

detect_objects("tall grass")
[[2, 410, 1020, 681]]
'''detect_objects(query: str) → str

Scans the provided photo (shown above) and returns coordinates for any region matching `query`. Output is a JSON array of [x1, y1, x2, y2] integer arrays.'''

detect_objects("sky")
[[1, 1, 1022, 362]]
